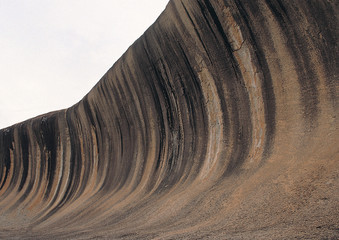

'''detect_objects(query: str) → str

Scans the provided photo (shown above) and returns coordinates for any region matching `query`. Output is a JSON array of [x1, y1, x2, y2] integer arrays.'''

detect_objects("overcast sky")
[[0, 0, 169, 129]]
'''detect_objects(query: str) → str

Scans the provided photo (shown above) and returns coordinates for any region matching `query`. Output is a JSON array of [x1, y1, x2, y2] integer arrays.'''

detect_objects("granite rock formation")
[[0, 0, 338, 239]]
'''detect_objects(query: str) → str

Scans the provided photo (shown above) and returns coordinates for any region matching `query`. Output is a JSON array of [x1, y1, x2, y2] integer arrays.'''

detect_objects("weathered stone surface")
[[0, 0, 338, 239]]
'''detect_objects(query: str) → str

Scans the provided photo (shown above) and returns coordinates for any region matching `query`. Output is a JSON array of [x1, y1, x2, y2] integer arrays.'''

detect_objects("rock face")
[[0, 0, 338, 239]]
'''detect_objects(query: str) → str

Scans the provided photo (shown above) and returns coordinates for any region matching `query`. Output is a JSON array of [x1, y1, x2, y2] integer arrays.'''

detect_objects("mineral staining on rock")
[[0, 0, 338, 239]]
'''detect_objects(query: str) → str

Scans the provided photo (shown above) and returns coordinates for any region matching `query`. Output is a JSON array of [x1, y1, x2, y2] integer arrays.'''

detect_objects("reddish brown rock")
[[0, 0, 338, 239]]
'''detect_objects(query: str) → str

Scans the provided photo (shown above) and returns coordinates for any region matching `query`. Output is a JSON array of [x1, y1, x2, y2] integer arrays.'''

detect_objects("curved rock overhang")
[[0, 0, 338, 239]]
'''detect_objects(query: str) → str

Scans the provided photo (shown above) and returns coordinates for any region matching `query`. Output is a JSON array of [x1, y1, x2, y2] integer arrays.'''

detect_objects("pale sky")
[[0, 0, 169, 129]]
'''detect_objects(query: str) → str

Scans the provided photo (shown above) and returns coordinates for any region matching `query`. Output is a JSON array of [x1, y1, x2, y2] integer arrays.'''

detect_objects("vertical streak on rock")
[[221, 2, 266, 169], [265, 0, 321, 130], [180, 1, 225, 179]]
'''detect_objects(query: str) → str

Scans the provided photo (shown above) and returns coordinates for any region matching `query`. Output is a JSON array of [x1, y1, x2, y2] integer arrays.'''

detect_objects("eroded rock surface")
[[0, 0, 338, 239]]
